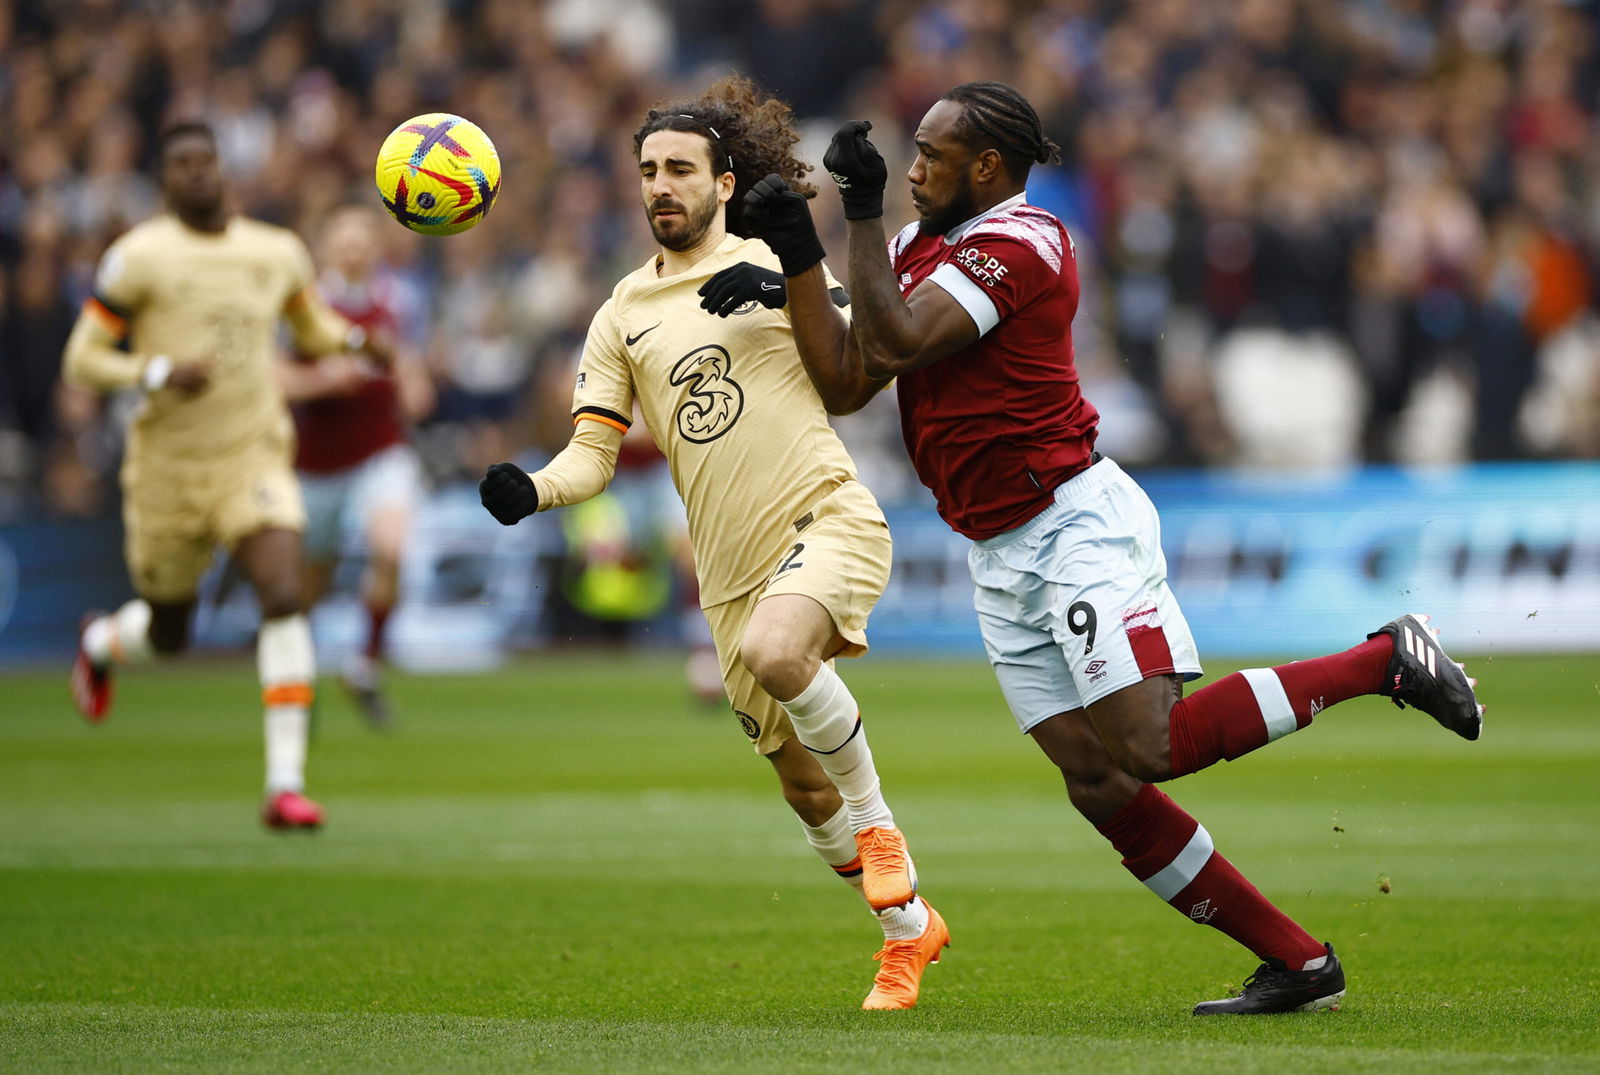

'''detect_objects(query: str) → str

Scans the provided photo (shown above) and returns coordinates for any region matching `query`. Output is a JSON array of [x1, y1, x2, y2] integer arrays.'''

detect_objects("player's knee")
[[1108, 739, 1171, 784], [258, 587, 302, 621], [739, 637, 807, 701]]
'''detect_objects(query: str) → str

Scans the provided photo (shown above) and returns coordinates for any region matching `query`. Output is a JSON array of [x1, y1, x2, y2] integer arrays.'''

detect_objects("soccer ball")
[[374, 113, 501, 236]]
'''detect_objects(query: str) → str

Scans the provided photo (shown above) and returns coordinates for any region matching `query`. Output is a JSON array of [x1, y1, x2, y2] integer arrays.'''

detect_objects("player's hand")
[[823, 120, 887, 221], [320, 355, 371, 396], [479, 461, 538, 526], [741, 174, 825, 277], [358, 328, 396, 369], [697, 262, 786, 317], [167, 358, 213, 396]]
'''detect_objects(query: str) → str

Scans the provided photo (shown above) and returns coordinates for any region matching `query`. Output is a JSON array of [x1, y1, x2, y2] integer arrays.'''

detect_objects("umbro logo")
[[1086, 660, 1107, 675], [625, 322, 661, 346]]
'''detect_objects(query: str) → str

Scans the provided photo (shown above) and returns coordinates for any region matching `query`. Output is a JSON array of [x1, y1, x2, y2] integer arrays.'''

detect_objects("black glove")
[[822, 120, 888, 221], [741, 173, 825, 277], [479, 462, 537, 525], [697, 262, 787, 317]]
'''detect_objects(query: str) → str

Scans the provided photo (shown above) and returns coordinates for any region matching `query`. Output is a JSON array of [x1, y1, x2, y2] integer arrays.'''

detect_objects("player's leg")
[[235, 525, 321, 829], [224, 459, 320, 828], [762, 734, 947, 1010], [1028, 705, 1343, 1013], [973, 461, 1336, 1013], [1034, 461, 1481, 782], [708, 589, 947, 1011], [341, 446, 423, 726], [739, 487, 916, 911], [71, 498, 211, 721], [1087, 621, 1481, 782]]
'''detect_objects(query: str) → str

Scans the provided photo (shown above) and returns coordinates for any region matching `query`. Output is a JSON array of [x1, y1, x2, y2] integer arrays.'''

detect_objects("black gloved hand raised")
[[822, 120, 888, 221], [741, 174, 825, 277], [479, 462, 538, 525], [697, 262, 787, 317]]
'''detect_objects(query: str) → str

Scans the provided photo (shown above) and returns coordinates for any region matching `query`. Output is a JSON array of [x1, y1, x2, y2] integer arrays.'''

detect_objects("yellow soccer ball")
[[374, 113, 501, 236]]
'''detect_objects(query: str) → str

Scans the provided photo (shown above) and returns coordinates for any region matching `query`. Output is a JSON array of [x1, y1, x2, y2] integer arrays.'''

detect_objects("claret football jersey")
[[572, 234, 866, 605], [887, 193, 1099, 539]]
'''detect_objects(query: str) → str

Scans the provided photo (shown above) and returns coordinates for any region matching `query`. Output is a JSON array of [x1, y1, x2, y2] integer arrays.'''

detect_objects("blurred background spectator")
[[2, 0, 1598, 526]]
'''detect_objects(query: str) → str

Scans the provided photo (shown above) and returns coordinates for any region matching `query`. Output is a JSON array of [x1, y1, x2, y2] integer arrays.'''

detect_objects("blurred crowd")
[[3, 0, 1600, 524]]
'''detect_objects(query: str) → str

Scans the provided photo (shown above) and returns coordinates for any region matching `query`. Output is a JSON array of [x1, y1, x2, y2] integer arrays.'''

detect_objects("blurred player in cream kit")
[[277, 205, 434, 728], [64, 122, 392, 829], [477, 76, 950, 1010], [742, 81, 1485, 1015]]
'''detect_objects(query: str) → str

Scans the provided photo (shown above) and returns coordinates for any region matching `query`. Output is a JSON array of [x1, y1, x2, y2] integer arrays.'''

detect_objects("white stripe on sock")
[[1143, 823, 1215, 902], [1241, 666, 1298, 742]]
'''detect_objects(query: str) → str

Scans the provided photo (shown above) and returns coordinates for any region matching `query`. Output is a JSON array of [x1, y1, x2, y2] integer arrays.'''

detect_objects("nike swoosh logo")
[[760, 282, 781, 291], [625, 323, 661, 346]]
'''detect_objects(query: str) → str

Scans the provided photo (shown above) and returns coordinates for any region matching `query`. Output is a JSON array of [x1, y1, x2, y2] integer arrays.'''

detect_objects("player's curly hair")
[[633, 74, 817, 238], [942, 81, 1062, 182]]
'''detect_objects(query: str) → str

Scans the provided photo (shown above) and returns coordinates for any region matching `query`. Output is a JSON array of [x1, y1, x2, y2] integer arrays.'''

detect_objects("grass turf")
[[2, 650, 1598, 1072]]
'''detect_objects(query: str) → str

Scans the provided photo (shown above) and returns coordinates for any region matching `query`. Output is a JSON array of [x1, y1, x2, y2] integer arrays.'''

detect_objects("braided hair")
[[941, 81, 1062, 182], [633, 75, 816, 238]]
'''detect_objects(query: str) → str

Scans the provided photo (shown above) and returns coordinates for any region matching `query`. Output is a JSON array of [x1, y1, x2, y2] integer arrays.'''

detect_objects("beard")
[[917, 177, 980, 237], [649, 186, 722, 251]]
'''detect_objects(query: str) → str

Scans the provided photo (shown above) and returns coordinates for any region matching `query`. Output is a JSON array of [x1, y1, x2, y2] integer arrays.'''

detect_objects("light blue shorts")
[[968, 457, 1203, 733], [299, 443, 424, 561]]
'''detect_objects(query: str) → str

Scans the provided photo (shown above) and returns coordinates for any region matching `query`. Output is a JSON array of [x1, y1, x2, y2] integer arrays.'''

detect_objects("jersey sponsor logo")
[[954, 245, 1009, 287], [669, 345, 744, 444], [735, 710, 760, 739], [625, 322, 661, 346]]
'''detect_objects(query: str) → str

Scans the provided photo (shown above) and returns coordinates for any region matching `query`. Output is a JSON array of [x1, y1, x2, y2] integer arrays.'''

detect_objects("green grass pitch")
[[3, 650, 1598, 1072]]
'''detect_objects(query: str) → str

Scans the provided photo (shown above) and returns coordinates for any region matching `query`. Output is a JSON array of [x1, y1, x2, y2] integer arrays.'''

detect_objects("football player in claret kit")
[[64, 122, 391, 829], [478, 76, 950, 1010], [739, 80, 1485, 1014], [278, 205, 434, 728]]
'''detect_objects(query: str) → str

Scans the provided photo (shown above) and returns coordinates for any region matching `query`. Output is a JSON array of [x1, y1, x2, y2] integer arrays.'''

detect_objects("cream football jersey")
[[572, 234, 866, 605]]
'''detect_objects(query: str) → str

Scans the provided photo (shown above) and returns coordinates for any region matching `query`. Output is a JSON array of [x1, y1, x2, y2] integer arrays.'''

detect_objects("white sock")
[[258, 614, 315, 794], [802, 805, 927, 940], [84, 600, 154, 666], [877, 896, 930, 941], [780, 663, 894, 832], [802, 803, 866, 893]]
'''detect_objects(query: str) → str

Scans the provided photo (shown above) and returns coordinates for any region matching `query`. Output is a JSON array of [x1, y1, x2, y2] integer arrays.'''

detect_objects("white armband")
[[141, 354, 172, 391]]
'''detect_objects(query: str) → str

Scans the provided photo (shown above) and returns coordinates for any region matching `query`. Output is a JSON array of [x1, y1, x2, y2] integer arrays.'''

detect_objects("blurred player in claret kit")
[[737, 81, 1486, 1015], [64, 122, 392, 830], [477, 76, 950, 1010], [277, 205, 434, 728]]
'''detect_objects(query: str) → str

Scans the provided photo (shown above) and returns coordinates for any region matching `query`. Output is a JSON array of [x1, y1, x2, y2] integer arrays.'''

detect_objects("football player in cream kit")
[[65, 122, 391, 829], [478, 77, 949, 1010]]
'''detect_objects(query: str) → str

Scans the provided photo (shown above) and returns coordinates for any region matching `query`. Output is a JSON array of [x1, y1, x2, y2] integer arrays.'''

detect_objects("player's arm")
[[281, 235, 394, 366], [479, 419, 624, 526], [62, 254, 212, 396], [842, 220, 979, 379], [275, 352, 370, 402], [481, 303, 632, 526], [823, 121, 979, 378], [282, 286, 392, 366], [735, 176, 889, 415]]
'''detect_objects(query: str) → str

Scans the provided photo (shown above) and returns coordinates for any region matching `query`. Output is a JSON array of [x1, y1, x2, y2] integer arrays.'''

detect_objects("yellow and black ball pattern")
[[375, 113, 501, 236]]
